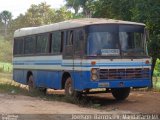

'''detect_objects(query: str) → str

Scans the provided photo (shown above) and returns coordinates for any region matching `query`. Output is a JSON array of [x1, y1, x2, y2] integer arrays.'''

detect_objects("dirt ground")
[[0, 90, 159, 116], [88, 91, 160, 114], [0, 92, 133, 120]]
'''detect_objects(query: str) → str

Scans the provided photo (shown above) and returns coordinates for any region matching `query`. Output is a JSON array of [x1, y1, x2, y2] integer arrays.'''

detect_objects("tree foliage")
[[0, 10, 12, 37], [11, 2, 73, 30], [0, 10, 12, 25], [6, 2, 73, 41], [65, 0, 95, 17], [0, 35, 12, 62]]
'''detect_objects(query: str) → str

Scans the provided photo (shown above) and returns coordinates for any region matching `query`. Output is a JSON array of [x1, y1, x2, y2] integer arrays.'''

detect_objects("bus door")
[[74, 29, 85, 59], [73, 29, 85, 89], [63, 29, 85, 88], [73, 29, 85, 70], [63, 30, 74, 70]]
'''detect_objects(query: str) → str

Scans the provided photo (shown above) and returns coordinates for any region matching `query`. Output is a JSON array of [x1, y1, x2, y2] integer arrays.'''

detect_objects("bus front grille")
[[99, 68, 150, 80]]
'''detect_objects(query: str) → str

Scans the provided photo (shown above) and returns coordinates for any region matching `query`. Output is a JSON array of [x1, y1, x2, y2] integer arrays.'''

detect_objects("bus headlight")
[[91, 68, 99, 80], [91, 74, 98, 80], [91, 68, 98, 74]]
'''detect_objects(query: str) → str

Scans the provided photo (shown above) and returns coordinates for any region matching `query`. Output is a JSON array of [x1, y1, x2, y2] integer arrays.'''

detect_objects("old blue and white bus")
[[13, 18, 151, 100]]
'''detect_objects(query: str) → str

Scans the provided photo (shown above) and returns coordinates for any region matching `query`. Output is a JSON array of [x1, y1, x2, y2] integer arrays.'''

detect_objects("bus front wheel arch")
[[61, 72, 71, 89]]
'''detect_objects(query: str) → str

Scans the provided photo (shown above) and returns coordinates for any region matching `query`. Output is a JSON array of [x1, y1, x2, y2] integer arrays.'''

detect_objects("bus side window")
[[66, 30, 73, 46], [24, 36, 36, 55], [51, 31, 63, 54], [36, 33, 49, 54], [14, 38, 24, 55], [74, 30, 85, 56], [76, 30, 84, 50], [63, 30, 74, 58]]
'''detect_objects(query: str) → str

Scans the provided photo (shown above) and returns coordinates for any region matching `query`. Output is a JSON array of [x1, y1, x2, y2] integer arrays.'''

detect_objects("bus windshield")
[[87, 24, 146, 57]]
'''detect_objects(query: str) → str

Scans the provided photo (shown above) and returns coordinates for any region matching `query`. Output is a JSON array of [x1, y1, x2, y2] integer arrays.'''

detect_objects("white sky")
[[0, 0, 65, 19]]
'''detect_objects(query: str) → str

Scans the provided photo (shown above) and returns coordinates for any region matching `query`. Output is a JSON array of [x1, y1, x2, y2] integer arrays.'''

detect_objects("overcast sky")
[[0, 0, 65, 19]]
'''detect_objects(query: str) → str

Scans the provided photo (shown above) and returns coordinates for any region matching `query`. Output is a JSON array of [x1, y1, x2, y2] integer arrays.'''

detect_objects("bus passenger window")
[[24, 36, 36, 54], [51, 32, 62, 53], [66, 31, 73, 45], [14, 38, 24, 55], [36, 34, 49, 54], [75, 30, 84, 52]]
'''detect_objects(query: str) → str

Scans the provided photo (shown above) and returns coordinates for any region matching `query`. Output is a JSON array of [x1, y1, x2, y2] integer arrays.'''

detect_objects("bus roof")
[[14, 18, 145, 38]]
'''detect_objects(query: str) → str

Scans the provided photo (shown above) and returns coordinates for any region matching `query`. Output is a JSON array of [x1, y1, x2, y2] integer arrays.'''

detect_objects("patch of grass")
[[0, 62, 12, 73], [0, 77, 28, 95], [0, 83, 27, 94], [0, 78, 100, 109], [0, 77, 91, 106], [152, 77, 160, 91]]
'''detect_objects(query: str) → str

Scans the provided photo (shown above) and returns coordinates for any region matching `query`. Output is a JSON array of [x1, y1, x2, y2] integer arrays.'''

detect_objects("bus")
[[13, 18, 152, 100]]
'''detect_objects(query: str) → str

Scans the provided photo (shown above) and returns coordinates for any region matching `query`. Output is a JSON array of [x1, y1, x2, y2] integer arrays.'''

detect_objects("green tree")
[[0, 35, 12, 62], [10, 2, 73, 40], [0, 10, 12, 37], [24, 2, 56, 26], [54, 7, 73, 22], [11, 2, 73, 29], [93, 0, 133, 20], [65, 0, 95, 17], [66, 0, 81, 15]]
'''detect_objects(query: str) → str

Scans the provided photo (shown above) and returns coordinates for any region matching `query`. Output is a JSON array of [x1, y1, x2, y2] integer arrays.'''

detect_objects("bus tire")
[[111, 88, 130, 101], [65, 77, 81, 98], [27, 75, 34, 92]]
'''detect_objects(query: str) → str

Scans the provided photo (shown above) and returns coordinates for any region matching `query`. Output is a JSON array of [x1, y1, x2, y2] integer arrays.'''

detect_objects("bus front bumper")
[[75, 79, 152, 91]]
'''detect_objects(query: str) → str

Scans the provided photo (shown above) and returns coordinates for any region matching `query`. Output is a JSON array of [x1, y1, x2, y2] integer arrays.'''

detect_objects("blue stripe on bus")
[[13, 61, 151, 67]]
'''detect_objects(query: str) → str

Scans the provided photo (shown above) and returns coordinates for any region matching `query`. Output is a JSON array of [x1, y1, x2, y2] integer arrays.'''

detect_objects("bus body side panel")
[[35, 70, 62, 89], [13, 55, 63, 89], [13, 69, 26, 84], [13, 69, 62, 90]]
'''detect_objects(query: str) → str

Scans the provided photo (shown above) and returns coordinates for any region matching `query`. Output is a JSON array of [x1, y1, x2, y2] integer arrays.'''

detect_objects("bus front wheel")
[[111, 88, 130, 101], [65, 77, 81, 98]]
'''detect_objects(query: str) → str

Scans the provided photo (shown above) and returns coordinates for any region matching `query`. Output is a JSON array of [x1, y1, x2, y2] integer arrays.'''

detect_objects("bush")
[[0, 35, 12, 62], [0, 62, 12, 73]]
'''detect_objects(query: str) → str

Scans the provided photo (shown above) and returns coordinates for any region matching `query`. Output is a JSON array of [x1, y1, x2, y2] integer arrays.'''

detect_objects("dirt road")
[[88, 91, 160, 114], [0, 93, 131, 114], [0, 90, 159, 120], [0, 92, 133, 120]]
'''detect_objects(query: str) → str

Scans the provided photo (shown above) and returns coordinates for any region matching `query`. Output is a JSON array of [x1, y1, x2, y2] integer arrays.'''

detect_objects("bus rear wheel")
[[27, 75, 34, 92], [111, 88, 130, 101], [65, 77, 81, 98]]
